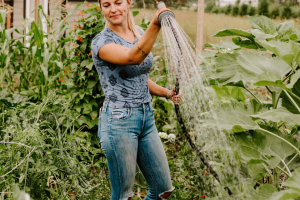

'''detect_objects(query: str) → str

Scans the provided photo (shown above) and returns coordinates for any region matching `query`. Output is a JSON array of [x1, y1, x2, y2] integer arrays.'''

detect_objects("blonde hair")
[[99, 0, 143, 39]]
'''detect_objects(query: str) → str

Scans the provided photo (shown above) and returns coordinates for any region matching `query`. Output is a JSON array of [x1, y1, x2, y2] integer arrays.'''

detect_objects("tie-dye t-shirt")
[[91, 27, 153, 109]]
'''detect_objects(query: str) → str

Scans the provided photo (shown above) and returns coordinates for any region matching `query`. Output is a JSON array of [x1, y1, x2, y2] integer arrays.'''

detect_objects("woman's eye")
[[117, 3, 121, 5]]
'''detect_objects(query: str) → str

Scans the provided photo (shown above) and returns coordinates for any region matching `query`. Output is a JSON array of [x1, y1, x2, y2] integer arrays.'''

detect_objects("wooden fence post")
[[196, 0, 204, 55]]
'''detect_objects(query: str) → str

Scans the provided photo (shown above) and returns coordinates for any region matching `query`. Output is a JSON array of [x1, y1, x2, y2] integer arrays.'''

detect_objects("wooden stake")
[[6, 5, 11, 29], [196, 0, 204, 54], [35, 0, 40, 23]]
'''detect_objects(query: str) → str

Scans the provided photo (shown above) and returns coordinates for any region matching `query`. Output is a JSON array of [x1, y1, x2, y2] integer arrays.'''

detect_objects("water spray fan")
[[156, 2, 233, 196]]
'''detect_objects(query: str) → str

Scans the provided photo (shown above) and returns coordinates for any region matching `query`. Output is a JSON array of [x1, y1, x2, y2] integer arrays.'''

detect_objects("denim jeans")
[[98, 102, 175, 200]]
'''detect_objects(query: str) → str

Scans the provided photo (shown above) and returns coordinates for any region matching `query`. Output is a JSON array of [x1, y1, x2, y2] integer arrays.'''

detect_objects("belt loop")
[[99, 108, 102, 117], [102, 100, 109, 113], [148, 102, 152, 111]]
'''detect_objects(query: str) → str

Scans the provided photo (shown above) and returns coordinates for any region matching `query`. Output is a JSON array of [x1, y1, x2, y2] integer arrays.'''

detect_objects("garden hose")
[[157, 1, 233, 196]]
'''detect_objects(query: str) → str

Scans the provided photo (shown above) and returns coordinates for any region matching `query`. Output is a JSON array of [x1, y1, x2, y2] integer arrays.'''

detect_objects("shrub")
[[291, 6, 300, 18], [205, 1, 216, 13], [219, 6, 226, 13], [248, 6, 257, 16], [258, 0, 269, 16], [231, 5, 239, 16], [224, 4, 232, 15], [269, 5, 280, 18], [239, 4, 248, 16], [281, 6, 292, 19], [211, 6, 220, 14]]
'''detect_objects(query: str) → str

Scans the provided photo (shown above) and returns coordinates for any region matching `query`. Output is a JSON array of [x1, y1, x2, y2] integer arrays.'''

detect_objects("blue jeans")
[[98, 102, 175, 200]]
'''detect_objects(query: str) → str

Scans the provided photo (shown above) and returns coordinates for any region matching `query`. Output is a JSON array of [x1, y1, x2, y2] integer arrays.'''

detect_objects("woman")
[[91, 0, 182, 199]]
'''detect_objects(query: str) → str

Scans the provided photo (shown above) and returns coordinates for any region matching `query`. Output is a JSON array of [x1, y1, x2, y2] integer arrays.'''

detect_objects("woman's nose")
[[110, 4, 117, 12]]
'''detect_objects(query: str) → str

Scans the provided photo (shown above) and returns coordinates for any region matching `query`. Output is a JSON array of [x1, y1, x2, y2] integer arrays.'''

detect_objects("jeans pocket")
[[111, 108, 131, 120], [149, 103, 154, 114]]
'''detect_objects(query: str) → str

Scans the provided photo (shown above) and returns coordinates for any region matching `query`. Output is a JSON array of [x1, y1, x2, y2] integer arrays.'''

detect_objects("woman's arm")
[[98, 12, 161, 65], [148, 79, 170, 98], [148, 79, 183, 105]]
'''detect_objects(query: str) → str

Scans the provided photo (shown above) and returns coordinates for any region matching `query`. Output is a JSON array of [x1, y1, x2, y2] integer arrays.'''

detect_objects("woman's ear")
[[127, 0, 131, 7]]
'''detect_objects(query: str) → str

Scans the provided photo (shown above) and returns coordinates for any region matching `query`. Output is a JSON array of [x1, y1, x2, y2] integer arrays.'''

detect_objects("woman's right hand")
[[151, 10, 161, 27]]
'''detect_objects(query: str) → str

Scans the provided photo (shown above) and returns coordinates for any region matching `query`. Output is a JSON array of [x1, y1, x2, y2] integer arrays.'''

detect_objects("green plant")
[[201, 15, 300, 199], [0, 90, 110, 199], [248, 5, 257, 16], [281, 6, 293, 19], [291, 6, 300, 18], [205, 1, 216, 13], [239, 4, 248, 16], [148, 57, 219, 199], [0, 2, 106, 131], [224, 5, 232, 15], [219, 6, 226, 14], [211, 6, 220, 14], [61, 3, 106, 130], [231, 5, 239, 16], [0, 4, 88, 99], [269, 5, 280, 19], [258, 0, 269, 16]]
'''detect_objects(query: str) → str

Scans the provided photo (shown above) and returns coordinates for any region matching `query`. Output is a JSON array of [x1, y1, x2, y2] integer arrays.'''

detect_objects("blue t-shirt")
[[91, 26, 153, 109]]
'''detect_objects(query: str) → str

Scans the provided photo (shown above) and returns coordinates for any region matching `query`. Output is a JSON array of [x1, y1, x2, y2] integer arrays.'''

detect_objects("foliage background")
[[1, 1, 300, 200]]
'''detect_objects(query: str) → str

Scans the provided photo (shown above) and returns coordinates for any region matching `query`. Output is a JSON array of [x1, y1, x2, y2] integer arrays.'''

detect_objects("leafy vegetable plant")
[[201, 15, 300, 199]]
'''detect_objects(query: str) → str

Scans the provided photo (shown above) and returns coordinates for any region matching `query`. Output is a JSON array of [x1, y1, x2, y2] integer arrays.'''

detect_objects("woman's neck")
[[107, 22, 132, 36], [107, 21, 136, 43]]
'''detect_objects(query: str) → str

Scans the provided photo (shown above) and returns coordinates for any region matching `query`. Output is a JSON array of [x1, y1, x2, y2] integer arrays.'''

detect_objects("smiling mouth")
[[111, 14, 120, 18]]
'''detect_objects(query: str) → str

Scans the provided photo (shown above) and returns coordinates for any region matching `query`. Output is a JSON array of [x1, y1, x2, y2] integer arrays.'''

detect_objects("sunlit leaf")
[[132, 11, 139, 17], [248, 15, 277, 35], [282, 79, 300, 114], [277, 20, 294, 35], [251, 107, 300, 126], [211, 28, 254, 40], [232, 37, 258, 49], [214, 53, 243, 84], [250, 29, 277, 40], [287, 70, 300, 88]]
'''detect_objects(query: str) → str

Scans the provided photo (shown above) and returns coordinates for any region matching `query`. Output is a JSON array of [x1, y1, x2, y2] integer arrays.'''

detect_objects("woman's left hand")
[[167, 87, 183, 105]]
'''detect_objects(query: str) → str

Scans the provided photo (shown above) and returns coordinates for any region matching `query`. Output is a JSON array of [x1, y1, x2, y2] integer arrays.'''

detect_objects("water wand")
[[156, 2, 233, 196]]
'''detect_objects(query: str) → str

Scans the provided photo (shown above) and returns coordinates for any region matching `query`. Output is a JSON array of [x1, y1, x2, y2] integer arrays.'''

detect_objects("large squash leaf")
[[251, 107, 300, 126], [214, 51, 291, 87], [232, 37, 258, 49], [211, 29, 254, 40], [237, 50, 291, 84], [282, 79, 300, 114], [257, 40, 300, 68], [277, 20, 294, 36], [248, 15, 277, 35], [213, 100, 268, 132], [259, 125, 299, 162], [214, 53, 243, 84]]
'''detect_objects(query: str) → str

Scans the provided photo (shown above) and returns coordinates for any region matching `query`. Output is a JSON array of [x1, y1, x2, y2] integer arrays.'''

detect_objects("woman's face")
[[101, 0, 131, 25]]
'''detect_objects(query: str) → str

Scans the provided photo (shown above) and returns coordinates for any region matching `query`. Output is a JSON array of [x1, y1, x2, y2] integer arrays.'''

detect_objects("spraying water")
[[156, 2, 252, 198]]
